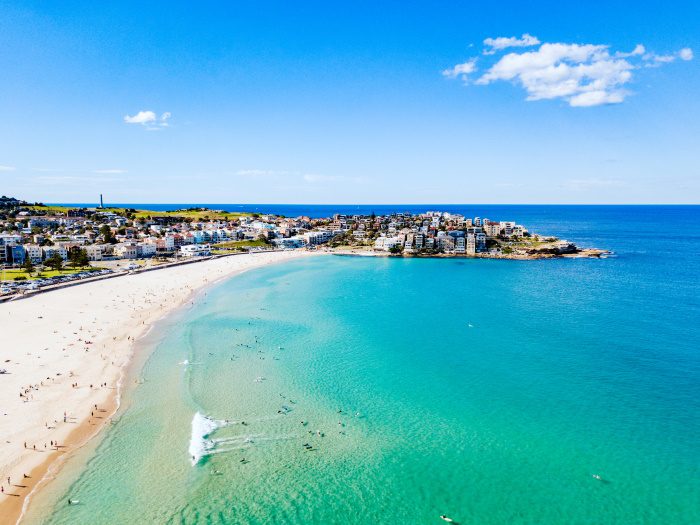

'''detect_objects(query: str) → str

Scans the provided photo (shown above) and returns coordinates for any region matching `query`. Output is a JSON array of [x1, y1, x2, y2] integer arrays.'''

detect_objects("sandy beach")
[[0, 250, 310, 524]]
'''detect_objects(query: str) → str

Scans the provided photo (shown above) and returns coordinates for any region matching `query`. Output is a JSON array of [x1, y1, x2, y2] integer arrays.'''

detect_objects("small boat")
[[592, 474, 602, 480], [440, 516, 453, 523]]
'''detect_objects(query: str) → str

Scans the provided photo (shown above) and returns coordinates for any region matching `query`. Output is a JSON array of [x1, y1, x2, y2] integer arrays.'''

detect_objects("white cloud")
[[679, 47, 693, 61], [124, 110, 171, 129], [444, 38, 693, 107], [643, 52, 675, 65], [569, 90, 625, 107], [124, 110, 156, 124], [441, 59, 477, 81], [476, 43, 634, 106], [483, 33, 540, 54], [631, 44, 646, 56], [616, 44, 645, 57], [93, 169, 127, 174], [642, 47, 693, 66], [0, 165, 16, 172], [159, 112, 172, 127]]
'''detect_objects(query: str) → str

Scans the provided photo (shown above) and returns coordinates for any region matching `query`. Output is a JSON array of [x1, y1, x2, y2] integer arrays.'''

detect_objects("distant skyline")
[[1, 1, 699, 204]]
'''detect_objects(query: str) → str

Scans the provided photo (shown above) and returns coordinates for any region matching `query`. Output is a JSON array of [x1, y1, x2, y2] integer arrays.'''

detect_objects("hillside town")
[[1, 196, 601, 293]]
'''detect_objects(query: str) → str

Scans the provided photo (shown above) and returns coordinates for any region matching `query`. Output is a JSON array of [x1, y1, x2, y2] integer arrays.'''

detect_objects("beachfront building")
[[374, 236, 401, 251], [475, 233, 487, 252], [155, 236, 176, 252], [136, 243, 157, 258], [438, 236, 455, 252], [273, 236, 305, 249], [41, 246, 68, 261], [180, 244, 211, 257], [114, 243, 138, 259], [304, 230, 335, 245], [484, 221, 501, 237], [1, 244, 26, 264], [466, 234, 476, 255], [24, 244, 43, 263], [85, 244, 105, 261], [500, 221, 515, 236]]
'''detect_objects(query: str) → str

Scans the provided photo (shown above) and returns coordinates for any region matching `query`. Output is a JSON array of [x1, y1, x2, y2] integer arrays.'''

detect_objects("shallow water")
[[31, 206, 700, 524]]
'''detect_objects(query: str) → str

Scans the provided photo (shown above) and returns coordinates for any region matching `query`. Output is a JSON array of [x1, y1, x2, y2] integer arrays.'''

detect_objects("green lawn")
[[29, 205, 254, 221], [213, 239, 268, 250], [1, 267, 97, 282], [27, 204, 73, 214], [131, 209, 253, 221]]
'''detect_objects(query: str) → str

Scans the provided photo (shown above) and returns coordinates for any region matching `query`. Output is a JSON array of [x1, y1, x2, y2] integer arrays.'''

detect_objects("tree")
[[45, 252, 63, 271], [68, 247, 78, 268], [78, 248, 90, 268], [68, 247, 80, 269], [100, 224, 116, 244], [23, 256, 35, 275], [68, 247, 90, 269]]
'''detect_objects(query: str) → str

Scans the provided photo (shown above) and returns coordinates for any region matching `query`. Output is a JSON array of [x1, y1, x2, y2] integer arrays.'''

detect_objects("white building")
[[304, 231, 334, 245], [273, 236, 305, 249], [24, 244, 43, 263], [466, 234, 476, 255], [136, 243, 157, 257], [180, 244, 211, 257], [374, 236, 401, 251], [484, 222, 501, 237], [114, 243, 138, 259], [500, 221, 516, 236], [41, 246, 68, 261], [85, 244, 105, 261]]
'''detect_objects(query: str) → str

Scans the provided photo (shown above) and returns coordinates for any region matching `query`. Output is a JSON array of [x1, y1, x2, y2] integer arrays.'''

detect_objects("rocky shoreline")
[[329, 246, 610, 260]]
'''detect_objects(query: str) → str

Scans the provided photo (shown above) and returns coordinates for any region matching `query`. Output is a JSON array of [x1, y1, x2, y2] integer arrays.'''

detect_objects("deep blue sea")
[[30, 205, 699, 524]]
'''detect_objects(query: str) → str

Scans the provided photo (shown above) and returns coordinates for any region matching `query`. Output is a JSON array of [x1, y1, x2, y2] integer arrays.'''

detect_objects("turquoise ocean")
[[28, 206, 699, 524]]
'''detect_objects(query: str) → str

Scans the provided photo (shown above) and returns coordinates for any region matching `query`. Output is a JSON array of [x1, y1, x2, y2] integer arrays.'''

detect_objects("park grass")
[[1, 266, 98, 282], [130, 209, 253, 220], [30, 205, 254, 221], [213, 239, 268, 250], [26, 205, 73, 214]]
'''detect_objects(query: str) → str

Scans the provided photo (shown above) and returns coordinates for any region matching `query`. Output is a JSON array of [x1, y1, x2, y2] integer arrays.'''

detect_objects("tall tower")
[[99, 194, 104, 208]]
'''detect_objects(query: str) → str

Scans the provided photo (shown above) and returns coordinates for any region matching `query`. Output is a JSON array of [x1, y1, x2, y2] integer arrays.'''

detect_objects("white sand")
[[0, 250, 311, 522]]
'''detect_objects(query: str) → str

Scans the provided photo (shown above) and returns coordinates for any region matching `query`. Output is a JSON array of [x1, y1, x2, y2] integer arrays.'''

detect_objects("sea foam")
[[189, 412, 227, 465]]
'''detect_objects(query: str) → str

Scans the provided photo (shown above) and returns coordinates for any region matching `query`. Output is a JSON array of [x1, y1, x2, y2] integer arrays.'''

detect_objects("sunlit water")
[[28, 206, 700, 524]]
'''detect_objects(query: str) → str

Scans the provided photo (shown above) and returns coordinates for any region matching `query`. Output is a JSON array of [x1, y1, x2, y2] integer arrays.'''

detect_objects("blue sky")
[[1, 1, 698, 204]]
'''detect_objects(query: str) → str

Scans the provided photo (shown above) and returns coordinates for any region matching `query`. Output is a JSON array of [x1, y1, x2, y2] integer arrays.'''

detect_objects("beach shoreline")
[[0, 250, 313, 524]]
